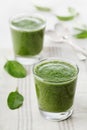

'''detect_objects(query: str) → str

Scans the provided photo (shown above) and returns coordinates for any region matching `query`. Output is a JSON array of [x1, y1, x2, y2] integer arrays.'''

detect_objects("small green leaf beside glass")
[[7, 89, 24, 110], [56, 15, 75, 21], [34, 5, 51, 12], [73, 25, 87, 39], [74, 31, 87, 39], [4, 60, 27, 78], [56, 7, 79, 21]]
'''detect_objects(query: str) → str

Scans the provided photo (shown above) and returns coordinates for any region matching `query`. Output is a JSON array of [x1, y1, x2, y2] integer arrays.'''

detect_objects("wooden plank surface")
[[0, 46, 87, 130]]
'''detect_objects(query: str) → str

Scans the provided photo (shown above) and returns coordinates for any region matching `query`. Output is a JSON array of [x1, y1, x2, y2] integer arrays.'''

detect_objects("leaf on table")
[[74, 31, 87, 38], [4, 60, 27, 78], [73, 25, 87, 38], [56, 7, 79, 21], [34, 5, 51, 12], [7, 89, 24, 110], [56, 15, 75, 21]]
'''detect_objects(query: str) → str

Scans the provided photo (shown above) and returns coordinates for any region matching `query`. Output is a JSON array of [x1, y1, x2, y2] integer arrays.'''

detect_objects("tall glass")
[[33, 58, 79, 121], [9, 14, 46, 65]]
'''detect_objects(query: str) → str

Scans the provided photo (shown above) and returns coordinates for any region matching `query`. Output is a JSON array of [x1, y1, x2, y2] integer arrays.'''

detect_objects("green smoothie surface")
[[34, 60, 78, 83], [11, 16, 45, 31]]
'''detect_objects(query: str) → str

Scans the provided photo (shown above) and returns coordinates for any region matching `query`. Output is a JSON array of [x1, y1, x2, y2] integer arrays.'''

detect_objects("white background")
[[0, 0, 87, 48]]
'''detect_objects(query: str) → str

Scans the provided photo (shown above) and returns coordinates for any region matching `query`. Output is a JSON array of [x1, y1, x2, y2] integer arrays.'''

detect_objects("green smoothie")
[[33, 59, 78, 112], [10, 15, 46, 56]]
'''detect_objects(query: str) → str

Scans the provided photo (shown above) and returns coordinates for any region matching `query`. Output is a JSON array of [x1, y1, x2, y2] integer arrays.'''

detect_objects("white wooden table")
[[0, 43, 87, 130]]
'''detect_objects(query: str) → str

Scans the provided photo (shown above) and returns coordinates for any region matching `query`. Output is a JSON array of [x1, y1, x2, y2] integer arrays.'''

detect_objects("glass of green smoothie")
[[9, 14, 46, 65], [33, 58, 79, 121]]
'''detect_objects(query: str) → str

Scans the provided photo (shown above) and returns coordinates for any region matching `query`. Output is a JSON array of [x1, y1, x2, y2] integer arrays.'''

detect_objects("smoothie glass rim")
[[9, 13, 46, 32], [33, 57, 79, 85]]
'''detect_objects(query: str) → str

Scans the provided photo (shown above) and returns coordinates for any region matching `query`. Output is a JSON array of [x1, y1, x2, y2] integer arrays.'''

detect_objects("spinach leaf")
[[56, 7, 79, 21], [35, 5, 51, 12], [73, 25, 87, 38], [7, 89, 24, 110], [4, 60, 27, 78], [56, 15, 74, 21], [74, 31, 87, 38]]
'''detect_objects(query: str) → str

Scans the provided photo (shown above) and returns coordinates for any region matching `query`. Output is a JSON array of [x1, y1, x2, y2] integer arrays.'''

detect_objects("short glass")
[[33, 58, 79, 121], [9, 14, 46, 65]]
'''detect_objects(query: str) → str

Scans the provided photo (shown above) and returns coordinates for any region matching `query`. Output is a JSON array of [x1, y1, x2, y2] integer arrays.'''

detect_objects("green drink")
[[10, 14, 46, 65], [33, 58, 79, 121]]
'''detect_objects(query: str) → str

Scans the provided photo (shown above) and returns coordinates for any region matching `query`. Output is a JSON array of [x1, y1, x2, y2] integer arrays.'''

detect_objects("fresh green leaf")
[[4, 60, 27, 78], [56, 15, 74, 21], [73, 24, 87, 38], [56, 7, 79, 21], [7, 89, 24, 110], [35, 5, 51, 12], [74, 31, 87, 38]]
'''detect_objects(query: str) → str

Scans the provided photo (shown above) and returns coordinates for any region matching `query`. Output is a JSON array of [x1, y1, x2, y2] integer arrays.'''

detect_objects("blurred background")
[[0, 0, 87, 49]]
